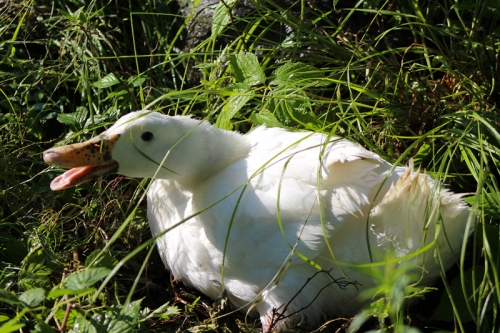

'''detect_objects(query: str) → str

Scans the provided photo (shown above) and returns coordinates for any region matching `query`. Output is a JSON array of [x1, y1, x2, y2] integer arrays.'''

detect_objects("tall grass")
[[1, 0, 499, 332]]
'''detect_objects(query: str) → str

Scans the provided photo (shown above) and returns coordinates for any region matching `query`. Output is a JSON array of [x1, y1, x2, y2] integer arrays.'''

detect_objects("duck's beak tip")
[[43, 150, 58, 164]]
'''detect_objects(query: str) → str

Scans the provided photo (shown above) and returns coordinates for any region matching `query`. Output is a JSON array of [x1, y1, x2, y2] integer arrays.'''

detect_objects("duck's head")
[[44, 110, 248, 191]]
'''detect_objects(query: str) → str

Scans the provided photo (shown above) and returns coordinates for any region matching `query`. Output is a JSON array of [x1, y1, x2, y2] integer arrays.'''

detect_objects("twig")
[[310, 317, 350, 333], [60, 296, 71, 333], [267, 269, 360, 332]]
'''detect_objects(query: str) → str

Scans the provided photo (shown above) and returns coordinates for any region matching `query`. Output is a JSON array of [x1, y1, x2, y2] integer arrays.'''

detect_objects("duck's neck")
[[163, 119, 251, 191]]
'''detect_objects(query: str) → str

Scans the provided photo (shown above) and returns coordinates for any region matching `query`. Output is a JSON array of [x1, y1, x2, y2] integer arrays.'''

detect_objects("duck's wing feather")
[[188, 128, 395, 294]]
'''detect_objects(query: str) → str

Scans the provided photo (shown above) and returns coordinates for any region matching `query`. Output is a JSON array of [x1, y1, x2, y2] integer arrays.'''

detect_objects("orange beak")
[[43, 134, 121, 191]]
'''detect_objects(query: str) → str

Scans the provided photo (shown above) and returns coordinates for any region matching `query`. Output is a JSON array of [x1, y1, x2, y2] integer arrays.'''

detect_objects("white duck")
[[43, 110, 471, 331]]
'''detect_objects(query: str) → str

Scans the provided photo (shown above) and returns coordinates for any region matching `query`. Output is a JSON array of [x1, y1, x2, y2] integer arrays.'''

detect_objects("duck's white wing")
[[147, 179, 228, 300], [187, 128, 399, 315]]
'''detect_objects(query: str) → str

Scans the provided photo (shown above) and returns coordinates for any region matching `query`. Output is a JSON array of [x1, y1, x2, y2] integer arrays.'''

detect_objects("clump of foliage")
[[1, 0, 499, 332]]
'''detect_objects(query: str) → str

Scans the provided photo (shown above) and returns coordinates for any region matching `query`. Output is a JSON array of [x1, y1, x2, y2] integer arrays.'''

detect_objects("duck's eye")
[[141, 132, 154, 142]]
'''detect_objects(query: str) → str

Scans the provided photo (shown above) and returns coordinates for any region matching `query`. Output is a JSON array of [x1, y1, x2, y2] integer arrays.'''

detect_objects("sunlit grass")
[[1, 0, 499, 332]]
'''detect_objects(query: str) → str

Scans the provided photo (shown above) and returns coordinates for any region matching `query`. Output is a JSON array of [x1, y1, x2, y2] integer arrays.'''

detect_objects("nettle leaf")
[[92, 73, 120, 88], [156, 306, 181, 319], [249, 109, 286, 128], [211, 0, 236, 37], [54, 308, 79, 328], [19, 288, 45, 307], [68, 316, 97, 333], [216, 83, 254, 130], [229, 53, 265, 85], [69, 299, 142, 333], [269, 87, 321, 130], [64, 267, 111, 291], [19, 250, 52, 290], [104, 300, 143, 333], [56, 114, 78, 127], [144, 301, 181, 320], [69, 299, 143, 333], [57, 107, 88, 128], [271, 62, 330, 88]]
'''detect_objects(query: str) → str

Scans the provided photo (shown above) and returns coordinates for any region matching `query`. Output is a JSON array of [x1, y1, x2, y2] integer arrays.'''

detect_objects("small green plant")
[[0, 248, 180, 332]]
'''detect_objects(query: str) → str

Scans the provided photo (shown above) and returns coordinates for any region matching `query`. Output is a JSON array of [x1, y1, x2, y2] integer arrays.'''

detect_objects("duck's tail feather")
[[369, 160, 472, 279]]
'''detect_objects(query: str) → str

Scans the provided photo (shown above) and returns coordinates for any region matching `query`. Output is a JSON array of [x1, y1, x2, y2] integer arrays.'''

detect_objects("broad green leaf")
[[92, 73, 120, 88], [68, 316, 97, 333], [0, 318, 24, 333], [105, 300, 142, 333], [270, 62, 330, 88], [269, 87, 321, 129], [156, 306, 181, 319], [211, 0, 236, 37], [56, 108, 88, 127], [19, 288, 45, 307], [229, 53, 265, 85], [70, 306, 139, 333], [19, 250, 52, 290], [249, 109, 286, 128], [64, 267, 111, 291], [413, 143, 431, 165], [47, 288, 95, 299], [56, 113, 78, 127], [70, 299, 143, 333], [216, 83, 254, 130], [54, 308, 79, 329], [103, 315, 135, 333]]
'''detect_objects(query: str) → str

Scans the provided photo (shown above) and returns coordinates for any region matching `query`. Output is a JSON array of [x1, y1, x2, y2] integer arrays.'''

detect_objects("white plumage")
[[43, 110, 472, 331]]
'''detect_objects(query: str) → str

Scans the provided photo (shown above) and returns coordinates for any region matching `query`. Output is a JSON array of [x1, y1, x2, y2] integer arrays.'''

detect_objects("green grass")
[[1, 0, 499, 332]]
